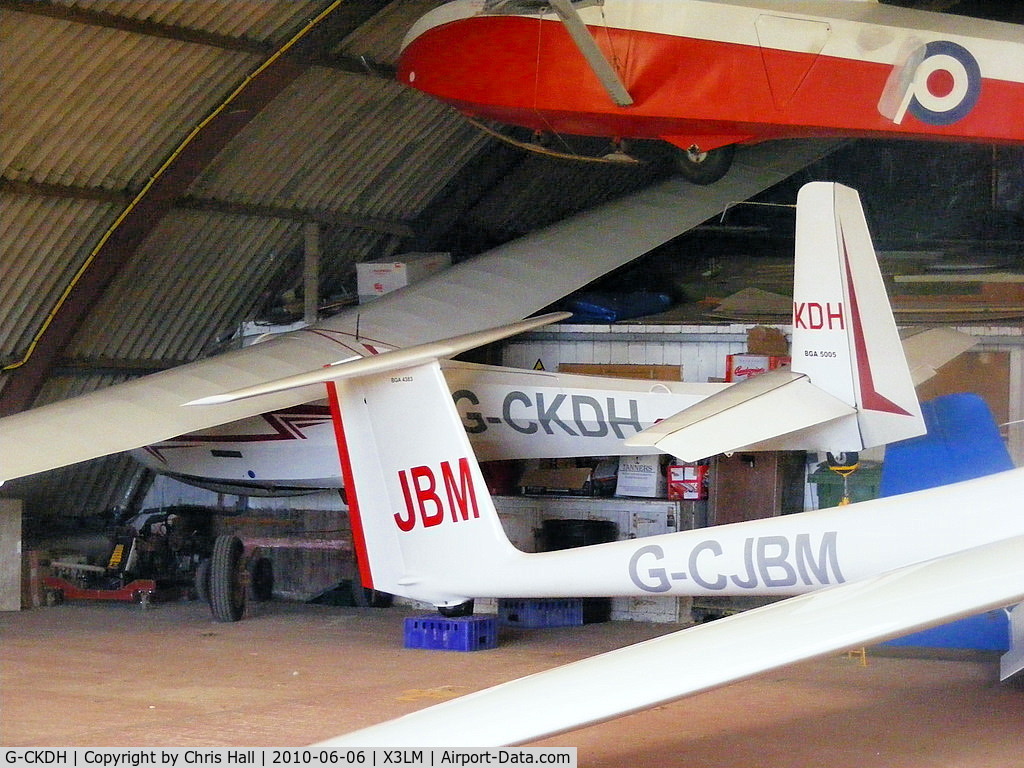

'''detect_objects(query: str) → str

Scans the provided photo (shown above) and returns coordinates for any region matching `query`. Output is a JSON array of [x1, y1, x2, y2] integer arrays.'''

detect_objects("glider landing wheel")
[[437, 600, 474, 618], [674, 144, 735, 185], [210, 534, 246, 622]]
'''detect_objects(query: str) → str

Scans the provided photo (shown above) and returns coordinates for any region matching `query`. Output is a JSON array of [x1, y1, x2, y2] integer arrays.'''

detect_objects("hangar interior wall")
[[1, 498, 23, 611], [504, 323, 1024, 464]]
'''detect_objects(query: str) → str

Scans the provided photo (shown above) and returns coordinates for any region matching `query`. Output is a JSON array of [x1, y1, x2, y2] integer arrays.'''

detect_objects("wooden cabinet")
[[709, 452, 805, 525]]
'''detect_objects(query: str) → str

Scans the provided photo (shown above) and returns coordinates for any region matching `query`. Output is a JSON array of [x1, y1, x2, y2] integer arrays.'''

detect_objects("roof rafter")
[[0, 0, 397, 77], [176, 196, 415, 238], [0, 178, 412, 237]]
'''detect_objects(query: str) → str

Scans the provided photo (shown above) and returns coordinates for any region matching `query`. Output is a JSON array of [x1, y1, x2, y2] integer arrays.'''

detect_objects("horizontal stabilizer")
[[623, 368, 854, 461], [317, 533, 1024, 747], [186, 312, 571, 406], [901, 327, 978, 386]]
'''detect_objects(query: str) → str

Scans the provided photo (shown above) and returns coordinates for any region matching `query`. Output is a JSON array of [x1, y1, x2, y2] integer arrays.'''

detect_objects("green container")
[[809, 462, 882, 507]]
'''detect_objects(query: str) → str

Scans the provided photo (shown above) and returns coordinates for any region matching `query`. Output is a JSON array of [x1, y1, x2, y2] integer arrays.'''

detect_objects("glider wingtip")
[[183, 394, 232, 407], [622, 436, 651, 448]]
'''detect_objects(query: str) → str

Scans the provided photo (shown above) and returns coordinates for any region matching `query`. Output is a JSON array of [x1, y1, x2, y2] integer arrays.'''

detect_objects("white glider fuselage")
[[135, 182, 941, 496], [307, 189, 1024, 748], [131, 366, 718, 494], [181, 181, 962, 611], [332, 354, 1024, 604]]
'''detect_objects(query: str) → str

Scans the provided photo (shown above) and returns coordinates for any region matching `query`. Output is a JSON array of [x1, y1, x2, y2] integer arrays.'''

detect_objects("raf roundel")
[[905, 40, 982, 126]]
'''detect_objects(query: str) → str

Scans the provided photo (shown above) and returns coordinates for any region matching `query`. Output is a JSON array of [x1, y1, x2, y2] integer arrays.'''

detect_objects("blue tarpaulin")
[[880, 393, 1013, 496], [567, 292, 673, 323], [880, 393, 1014, 651]]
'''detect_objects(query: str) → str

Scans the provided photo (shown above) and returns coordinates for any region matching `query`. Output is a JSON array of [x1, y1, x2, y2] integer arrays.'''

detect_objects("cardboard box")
[[616, 455, 666, 498], [746, 325, 790, 356], [519, 467, 594, 495], [725, 354, 791, 382], [667, 464, 708, 500], [357, 252, 451, 303], [558, 363, 682, 381]]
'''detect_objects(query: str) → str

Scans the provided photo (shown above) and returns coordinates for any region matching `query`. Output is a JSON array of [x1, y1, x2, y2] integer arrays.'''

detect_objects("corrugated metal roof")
[[51, 0, 332, 44], [67, 211, 301, 362], [462, 146, 673, 243], [0, 193, 119, 363], [337, 0, 441, 66], [188, 70, 493, 221], [2, 10, 259, 190], [10, 453, 149, 525], [0, 0, 741, 520]]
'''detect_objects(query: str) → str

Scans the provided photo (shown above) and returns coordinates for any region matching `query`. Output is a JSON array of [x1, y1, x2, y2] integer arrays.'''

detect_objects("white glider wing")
[[902, 327, 979, 386], [185, 312, 573, 406], [319, 534, 1024, 747], [0, 140, 837, 484]]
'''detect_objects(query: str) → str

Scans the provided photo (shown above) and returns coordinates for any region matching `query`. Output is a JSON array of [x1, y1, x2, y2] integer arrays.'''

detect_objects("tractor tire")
[[210, 534, 246, 622]]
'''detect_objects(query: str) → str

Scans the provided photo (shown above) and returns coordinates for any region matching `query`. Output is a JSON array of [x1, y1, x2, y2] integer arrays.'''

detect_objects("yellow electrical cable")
[[3, 0, 344, 372]]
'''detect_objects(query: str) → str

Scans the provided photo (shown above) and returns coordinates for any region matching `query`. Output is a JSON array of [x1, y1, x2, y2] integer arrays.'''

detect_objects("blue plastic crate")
[[498, 598, 584, 628], [403, 615, 498, 651]]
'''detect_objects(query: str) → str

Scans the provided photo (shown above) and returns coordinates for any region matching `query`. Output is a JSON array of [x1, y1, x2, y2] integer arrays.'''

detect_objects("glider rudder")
[[327, 358, 520, 611], [790, 182, 924, 450]]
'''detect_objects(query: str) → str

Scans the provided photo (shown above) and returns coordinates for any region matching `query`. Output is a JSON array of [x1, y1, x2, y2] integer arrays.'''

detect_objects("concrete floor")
[[2, 599, 1022, 766]]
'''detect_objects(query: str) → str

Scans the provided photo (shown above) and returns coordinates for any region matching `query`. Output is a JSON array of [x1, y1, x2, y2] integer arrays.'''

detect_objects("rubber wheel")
[[827, 451, 859, 469], [674, 144, 735, 185], [210, 534, 246, 622], [248, 556, 274, 602], [194, 558, 211, 605], [438, 600, 474, 618]]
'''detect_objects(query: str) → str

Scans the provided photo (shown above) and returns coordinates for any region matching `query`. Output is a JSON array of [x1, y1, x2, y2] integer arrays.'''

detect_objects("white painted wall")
[[508, 322, 1024, 465], [503, 322, 781, 383]]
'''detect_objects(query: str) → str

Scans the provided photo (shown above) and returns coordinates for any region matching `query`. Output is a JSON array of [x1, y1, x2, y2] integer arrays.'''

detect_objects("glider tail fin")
[[187, 312, 569, 610], [624, 182, 925, 460], [326, 358, 518, 610], [789, 182, 923, 450]]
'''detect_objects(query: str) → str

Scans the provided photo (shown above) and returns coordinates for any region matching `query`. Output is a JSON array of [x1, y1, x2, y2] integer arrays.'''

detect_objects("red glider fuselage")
[[398, 0, 1024, 153]]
